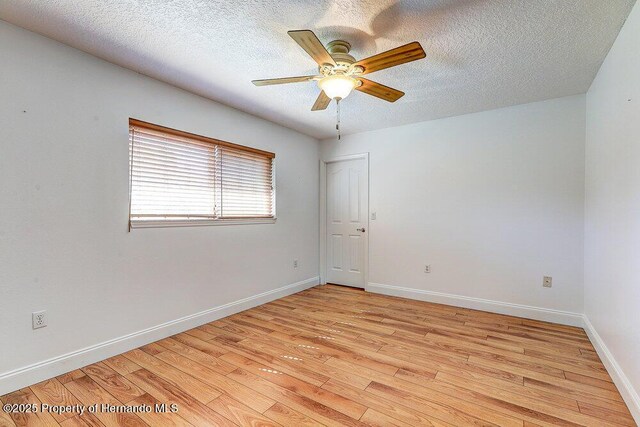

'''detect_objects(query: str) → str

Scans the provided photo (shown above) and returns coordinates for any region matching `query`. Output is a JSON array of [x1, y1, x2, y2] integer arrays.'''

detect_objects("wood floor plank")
[[468, 324, 594, 352], [63, 377, 146, 427], [360, 407, 415, 427], [198, 323, 248, 340], [376, 343, 523, 385], [0, 396, 18, 427], [81, 362, 145, 404], [255, 312, 389, 354], [102, 355, 141, 376], [511, 323, 587, 340], [125, 369, 235, 426], [467, 355, 566, 382], [58, 413, 104, 427], [29, 379, 83, 422], [153, 348, 277, 413], [491, 351, 606, 381], [1, 285, 633, 426], [485, 331, 585, 353], [228, 368, 368, 427], [246, 312, 387, 354], [523, 348, 606, 368], [523, 376, 625, 403], [577, 401, 636, 426], [576, 351, 602, 363], [506, 326, 593, 347], [130, 392, 192, 427], [365, 381, 509, 427], [564, 371, 617, 389], [155, 337, 236, 375], [243, 337, 372, 389], [128, 393, 192, 426], [520, 319, 585, 336], [260, 332, 402, 377], [182, 327, 218, 342], [321, 379, 453, 427], [3, 387, 59, 427], [220, 352, 367, 420], [207, 394, 281, 426], [521, 378, 630, 423], [263, 402, 325, 426], [171, 332, 229, 358], [56, 370, 86, 385], [211, 335, 331, 387], [139, 342, 166, 356], [427, 328, 524, 353], [403, 364, 579, 412], [324, 356, 432, 389], [0, 405, 18, 427], [392, 374, 578, 427], [122, 348, 221, 404], [435, 372, 621, 427], [426, 333, 607, 379]]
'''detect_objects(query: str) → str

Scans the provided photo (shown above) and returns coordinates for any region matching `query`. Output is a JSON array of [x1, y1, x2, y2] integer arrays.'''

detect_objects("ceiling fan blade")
[[252, 75, 317, 86], [311, 91, 331, 111], [354, 41, 425, 75], [356, 78, 404, 102], [288, 30, 337, 67]]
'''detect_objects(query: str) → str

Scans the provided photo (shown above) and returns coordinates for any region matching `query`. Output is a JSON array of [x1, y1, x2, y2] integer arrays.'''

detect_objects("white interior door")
[[326, 158, 368, 288]]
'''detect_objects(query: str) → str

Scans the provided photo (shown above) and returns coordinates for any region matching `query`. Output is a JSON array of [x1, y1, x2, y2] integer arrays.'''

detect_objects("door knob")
[[357, 228, 366, 232]]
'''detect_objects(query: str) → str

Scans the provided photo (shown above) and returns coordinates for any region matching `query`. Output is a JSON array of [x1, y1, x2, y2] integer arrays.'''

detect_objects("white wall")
[[584, 1, 640, 419], [321, 95, 586, 322], [0, 21, 319, 391]]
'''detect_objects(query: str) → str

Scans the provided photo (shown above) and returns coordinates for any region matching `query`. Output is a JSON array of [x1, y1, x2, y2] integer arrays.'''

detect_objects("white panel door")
[[326, 158, 368, 288]]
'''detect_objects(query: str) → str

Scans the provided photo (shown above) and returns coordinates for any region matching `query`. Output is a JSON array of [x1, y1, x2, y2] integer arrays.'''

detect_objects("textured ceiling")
[[0, 0, 635, 139]]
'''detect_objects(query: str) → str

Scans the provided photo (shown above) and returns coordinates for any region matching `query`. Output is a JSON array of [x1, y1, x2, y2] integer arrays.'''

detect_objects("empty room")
[[1, 0, 639, 426]]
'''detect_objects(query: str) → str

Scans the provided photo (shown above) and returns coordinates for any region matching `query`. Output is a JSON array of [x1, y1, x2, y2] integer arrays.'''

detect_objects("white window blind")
[[218, 146, 275, 218], [128, 119, 275, 228]]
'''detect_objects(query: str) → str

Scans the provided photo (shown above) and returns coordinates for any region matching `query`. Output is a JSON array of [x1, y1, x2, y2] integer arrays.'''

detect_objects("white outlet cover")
[[32, 310, 47, 329], [371, 212, 377, 220]]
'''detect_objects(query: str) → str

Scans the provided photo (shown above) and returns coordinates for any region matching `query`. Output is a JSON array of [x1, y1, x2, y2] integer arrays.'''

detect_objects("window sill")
[[130, 217, 277, 229]]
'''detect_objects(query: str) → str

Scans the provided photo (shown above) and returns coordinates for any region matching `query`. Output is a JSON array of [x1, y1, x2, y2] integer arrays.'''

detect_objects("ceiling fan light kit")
[[252, 29, 426, 136], [317, 74, 359, 100]]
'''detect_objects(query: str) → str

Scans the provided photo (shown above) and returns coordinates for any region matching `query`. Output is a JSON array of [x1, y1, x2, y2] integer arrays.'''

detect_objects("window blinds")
[[128, 119, 274, 227], [218, 146, 275, 218]]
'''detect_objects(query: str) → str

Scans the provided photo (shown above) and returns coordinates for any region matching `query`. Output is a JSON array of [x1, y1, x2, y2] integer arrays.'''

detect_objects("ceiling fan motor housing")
[[321, 40, 363, 77]]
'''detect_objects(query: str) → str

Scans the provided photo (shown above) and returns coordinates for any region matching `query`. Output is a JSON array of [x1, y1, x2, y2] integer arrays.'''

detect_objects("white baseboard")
[[0, 276, 319, 396], [583, 316, 640, 423], [366, 282, 584, 327]]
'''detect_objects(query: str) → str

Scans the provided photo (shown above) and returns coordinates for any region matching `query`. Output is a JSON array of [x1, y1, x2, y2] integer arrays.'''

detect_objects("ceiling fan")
[[252, 30, 426, 111]]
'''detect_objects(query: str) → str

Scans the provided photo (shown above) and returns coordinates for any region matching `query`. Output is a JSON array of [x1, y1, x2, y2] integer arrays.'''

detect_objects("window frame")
[[128, 118, 276, 229]]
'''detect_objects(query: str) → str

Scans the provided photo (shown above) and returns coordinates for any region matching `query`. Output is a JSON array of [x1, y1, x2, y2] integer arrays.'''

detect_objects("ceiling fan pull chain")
[[336, 98, 341, 141]]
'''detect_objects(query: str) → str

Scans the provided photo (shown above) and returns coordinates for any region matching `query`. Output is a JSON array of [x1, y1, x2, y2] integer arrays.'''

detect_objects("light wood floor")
[[1, 285, 635, 426]]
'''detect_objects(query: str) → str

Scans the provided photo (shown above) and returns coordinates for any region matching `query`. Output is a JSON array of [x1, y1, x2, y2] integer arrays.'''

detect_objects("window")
[[128, 119, 275, 228]]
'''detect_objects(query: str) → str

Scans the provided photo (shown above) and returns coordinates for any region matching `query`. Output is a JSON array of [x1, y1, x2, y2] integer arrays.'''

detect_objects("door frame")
[[319, 153, 370, 287]]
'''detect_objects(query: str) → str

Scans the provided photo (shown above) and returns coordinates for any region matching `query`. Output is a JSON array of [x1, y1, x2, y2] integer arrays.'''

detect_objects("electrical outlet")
[[424, 265, 431, 273], [32, 311, 47, 329], [293, 259, 298, 269], [371, 212, 377, 220], [543, 276, 552, 288]]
